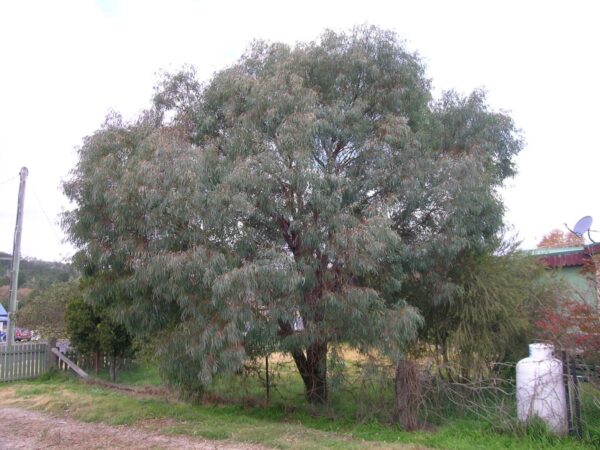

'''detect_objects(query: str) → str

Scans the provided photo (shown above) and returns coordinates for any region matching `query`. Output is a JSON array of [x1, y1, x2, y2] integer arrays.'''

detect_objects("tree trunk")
[[95, 351, 101, 375], [394, 358, 421, 431], [110, 355, 117, 383], [292, 341, 328, 404]]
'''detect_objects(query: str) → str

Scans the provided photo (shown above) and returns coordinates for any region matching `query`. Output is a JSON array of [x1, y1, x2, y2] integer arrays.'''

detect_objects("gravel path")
[[0, 408, 266, 450]]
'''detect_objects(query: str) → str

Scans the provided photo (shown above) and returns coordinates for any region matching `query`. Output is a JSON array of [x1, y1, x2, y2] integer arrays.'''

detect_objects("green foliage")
[[65, 296, 100, 355], [411, 248, 558, 376], [385, 80, 524, 378], [62, 26, 522, 401], [96, 320, 132, 360], [449, 252, 536, 371], [65, 295, 134, 381], [16, 280, 80, 338]]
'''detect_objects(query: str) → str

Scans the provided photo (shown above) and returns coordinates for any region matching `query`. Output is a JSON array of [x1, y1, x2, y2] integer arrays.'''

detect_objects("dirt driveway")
[[0, 408, 266, 450]]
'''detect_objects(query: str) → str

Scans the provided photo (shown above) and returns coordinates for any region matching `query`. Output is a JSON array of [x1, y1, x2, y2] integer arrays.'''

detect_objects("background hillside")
[[0, 252, 76, 306]]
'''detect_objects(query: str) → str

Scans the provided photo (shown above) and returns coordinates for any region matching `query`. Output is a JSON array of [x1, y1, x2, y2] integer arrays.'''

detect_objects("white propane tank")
[[516, 343, 567, 434]]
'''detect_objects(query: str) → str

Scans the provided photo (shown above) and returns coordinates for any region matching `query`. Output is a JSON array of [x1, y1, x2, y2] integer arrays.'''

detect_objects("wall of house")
[[554, 266, 597, 308]]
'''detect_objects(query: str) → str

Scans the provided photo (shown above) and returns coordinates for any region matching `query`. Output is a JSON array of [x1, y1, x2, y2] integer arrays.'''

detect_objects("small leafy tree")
[[96, 319, 133, 382], [404, 240, 579, 377], [65, 296, 100, 369], [65, 296, 133, 381], [16, 280, 79, 339], [430, 251, 548, 377]]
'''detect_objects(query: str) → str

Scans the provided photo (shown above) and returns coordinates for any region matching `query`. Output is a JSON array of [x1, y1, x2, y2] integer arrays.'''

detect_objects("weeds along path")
[[0, 407, 266, 450]]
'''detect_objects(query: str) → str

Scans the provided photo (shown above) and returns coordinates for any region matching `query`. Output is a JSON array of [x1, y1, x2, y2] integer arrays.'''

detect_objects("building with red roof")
[[531, 243, 600, 310]]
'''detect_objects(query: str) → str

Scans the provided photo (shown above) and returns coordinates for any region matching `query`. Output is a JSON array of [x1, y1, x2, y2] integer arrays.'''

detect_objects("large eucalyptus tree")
[[63, 26, 521, 403]]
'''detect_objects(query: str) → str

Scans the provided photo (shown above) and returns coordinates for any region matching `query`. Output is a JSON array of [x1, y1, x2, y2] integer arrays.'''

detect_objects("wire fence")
[[207, 350, 600, 442]]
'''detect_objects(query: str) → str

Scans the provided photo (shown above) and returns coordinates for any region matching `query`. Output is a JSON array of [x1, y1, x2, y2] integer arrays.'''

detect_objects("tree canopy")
[[16, 280, 79, 338], [65, 295, 133, 382], [63, 26, 522, 403], [537, 228, 583, 249]]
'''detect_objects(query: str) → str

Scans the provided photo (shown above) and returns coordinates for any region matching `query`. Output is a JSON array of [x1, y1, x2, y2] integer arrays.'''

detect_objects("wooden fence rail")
[[57, 349, 133, 374], [51, 348, 88, 379], [0, 342, 49, 382]]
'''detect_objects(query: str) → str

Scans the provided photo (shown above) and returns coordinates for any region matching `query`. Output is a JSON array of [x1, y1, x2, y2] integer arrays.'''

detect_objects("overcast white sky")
[[1, 0, 599, 261]]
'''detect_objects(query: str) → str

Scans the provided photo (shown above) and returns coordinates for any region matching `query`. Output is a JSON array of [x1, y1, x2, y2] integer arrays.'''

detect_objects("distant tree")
[[537, 229, 583, 248], [16, 280, 79, 338]]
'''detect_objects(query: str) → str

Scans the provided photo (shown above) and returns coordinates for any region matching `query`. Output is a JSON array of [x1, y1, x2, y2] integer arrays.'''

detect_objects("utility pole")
[[7, 167, 28, 346]]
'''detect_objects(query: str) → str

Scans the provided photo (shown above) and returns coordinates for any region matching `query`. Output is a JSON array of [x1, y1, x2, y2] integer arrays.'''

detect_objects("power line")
[[30, 185, 63, 245], [0, 174, 18, 187]]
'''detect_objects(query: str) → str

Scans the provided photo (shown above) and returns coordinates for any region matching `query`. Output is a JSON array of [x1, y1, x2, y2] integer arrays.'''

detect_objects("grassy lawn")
[[0, 360, 598, 450]]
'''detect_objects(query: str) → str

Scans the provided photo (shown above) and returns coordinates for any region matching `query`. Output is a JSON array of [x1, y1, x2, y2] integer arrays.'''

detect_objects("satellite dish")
[[565, 215, 597, 244], [572, 216, 593, 237]]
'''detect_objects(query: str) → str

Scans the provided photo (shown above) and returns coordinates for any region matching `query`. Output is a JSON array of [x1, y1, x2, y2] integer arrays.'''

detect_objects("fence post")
[[47, 338, 57, 370]]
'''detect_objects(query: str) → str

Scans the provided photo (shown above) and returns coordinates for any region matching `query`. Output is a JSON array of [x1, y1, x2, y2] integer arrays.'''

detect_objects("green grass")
[[94, 363, 162, 386], [2, 374, 411, 449], [1, 364, 598, 450]]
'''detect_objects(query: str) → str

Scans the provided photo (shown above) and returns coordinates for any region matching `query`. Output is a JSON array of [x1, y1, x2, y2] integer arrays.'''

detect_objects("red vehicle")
[[15, 328, 32, 342]]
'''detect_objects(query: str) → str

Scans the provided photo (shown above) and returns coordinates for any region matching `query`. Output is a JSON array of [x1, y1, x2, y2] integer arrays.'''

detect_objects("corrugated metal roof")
[[529, 246, 584, 256], [530, 243, 600, 268]]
